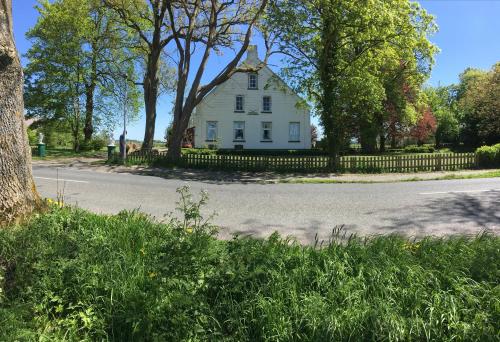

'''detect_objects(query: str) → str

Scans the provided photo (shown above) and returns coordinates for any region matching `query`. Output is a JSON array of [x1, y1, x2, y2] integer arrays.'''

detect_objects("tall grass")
[[0, 191, 498, 340]]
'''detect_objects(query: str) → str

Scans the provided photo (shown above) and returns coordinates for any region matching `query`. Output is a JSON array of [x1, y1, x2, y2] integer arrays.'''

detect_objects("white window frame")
[[206, 121, 218, 142], [235, 95, 244, 112], [248, 73, 258, 89], [289, 122, 300, 142], [261, 122, 272, 141], [262, 96, 272, 112], [233, 121, 245, 141]]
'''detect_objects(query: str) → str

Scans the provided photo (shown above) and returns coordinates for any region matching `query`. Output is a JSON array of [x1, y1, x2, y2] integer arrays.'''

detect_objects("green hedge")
[[182, 148, 328, 156], [80, 137, 107, 151], [1, 202, 498, 340], [403, 145, 435, 153], [476, 143, 500, 168]]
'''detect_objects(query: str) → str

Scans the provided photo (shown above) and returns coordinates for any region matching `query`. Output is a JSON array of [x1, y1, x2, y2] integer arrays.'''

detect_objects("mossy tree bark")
[[0, 0, 40, 225]]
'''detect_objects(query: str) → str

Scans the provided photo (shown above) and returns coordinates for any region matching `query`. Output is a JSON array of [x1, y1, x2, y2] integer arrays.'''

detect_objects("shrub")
[[90, 137, 107, 151], [403, 145, 435, 153], [181, 148, 328, 157], [27, 128, 38, 145], [182, 148, 217, 155], [216, 149, 328, 156], [476, 144, 500, 168], [0, 193, 498, 340], [80, 137, 107, 151]]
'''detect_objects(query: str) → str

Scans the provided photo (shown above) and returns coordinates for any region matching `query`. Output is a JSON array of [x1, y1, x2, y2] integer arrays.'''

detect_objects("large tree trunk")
[[83, 83, 94, 143], [359, 119, 377, 154], [379, 133, 386, 153], [167, 107, 191, 161], [83, 55, 97, 144], [318, 15, 344, 171], [0, 0, 40, 225], [142, 48, 160, 150]]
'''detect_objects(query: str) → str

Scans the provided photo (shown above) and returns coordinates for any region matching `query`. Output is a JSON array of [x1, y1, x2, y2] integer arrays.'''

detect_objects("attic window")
[[248, 73, 258, 89]]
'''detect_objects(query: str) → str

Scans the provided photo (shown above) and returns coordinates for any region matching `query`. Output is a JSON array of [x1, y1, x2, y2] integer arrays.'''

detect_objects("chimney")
[[246, 45, 259, 64]]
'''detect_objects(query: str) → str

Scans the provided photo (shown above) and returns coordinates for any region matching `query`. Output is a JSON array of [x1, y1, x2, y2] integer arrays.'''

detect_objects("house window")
[[262, 96, 272, 112], [289, 122, 300, 142], [206, 121, 217, 141], [248, 73, 258, 89], [235, 95, 244, 112], [261, 122, 272, 141], [233, 121, 245, 141]]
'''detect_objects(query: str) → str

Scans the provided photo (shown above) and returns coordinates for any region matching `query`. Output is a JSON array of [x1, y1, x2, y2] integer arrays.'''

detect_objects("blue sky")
[[12, 0, 500, 140]]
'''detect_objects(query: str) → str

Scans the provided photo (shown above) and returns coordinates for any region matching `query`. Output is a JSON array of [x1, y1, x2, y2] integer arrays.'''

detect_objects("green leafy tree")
[[24, 0, 139, 151], [267, 0, 436, 166], [423, 86, 459, 147], [104, 0, 177, 150], [165, 0, 271, 161], [458, 63, 500, 146]]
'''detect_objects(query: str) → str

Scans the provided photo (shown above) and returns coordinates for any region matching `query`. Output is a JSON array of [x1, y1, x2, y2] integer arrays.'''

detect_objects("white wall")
[[193, 62, 311, 150]]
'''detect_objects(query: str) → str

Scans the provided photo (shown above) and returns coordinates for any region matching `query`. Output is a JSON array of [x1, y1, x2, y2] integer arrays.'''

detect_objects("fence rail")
[[114, 151, 478, 173]]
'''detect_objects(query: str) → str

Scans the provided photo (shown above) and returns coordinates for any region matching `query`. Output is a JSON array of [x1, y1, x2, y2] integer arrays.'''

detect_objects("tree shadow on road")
[[104, 166, 344, 185], [373, 191, 500, 237]]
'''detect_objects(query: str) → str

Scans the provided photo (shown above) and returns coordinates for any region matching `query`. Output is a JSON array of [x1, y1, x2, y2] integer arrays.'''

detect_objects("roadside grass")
[[32, 147, 106, 160], [280, 170, 500, 184], [1, 189, 498, 340]]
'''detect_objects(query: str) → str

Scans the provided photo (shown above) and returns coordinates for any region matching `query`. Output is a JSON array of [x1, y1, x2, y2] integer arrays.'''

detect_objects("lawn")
[[1, 190, 498, 340], [31, 147, 107, 160]]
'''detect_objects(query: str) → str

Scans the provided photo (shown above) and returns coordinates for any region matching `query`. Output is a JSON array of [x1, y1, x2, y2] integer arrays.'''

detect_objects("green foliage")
[[458, 63, 500, 146], [476, 144, 500, 168], [423, 86, 460, 146], [182, 148, 217, 155], [1, 193, 499, 340], [181, 149, 328, 156], [403, 145, 435, 153], [80, 136, 107, 151], [26, 128, 38, 146], [24, 0, 140, 150], [267, 0, 437, 159]]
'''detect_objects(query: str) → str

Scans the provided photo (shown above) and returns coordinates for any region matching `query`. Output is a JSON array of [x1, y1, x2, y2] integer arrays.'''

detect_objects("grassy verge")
[[32, 147, 106, 160], [1, 192, 498, 340], [280, 170, 500, 184]]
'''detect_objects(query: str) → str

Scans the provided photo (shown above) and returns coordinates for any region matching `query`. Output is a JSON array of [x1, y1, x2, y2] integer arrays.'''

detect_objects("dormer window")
[[248, 73, 258, 89], [235, 95, 244, 112]]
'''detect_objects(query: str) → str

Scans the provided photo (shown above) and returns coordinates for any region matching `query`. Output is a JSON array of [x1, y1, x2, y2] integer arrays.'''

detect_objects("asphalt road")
[[33, 165, 500, 243]]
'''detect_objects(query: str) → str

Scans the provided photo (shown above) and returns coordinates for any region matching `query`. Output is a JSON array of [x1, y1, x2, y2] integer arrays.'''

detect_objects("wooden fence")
[[114, 151, 478, 173]]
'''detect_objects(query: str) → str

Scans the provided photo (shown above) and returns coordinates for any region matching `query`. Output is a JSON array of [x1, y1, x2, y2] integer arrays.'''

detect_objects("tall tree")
[[267, 0, 436, 168], [458, 63, 500, 146], [165, 0, 270, 160], [423, 85, 459, 147], [410, 106, 437, 145], [0, 0, 40, 225], [104, 0, 173, 150], [24, 0, 139, 151]]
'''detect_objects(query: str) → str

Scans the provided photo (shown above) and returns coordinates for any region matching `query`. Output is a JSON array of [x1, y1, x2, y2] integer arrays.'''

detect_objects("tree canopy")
[[266, 0, 437, 163], [24, 0, 140, 150]]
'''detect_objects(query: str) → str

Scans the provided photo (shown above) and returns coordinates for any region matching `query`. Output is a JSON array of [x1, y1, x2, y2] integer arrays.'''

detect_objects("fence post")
[[436, 154, 441, 171]]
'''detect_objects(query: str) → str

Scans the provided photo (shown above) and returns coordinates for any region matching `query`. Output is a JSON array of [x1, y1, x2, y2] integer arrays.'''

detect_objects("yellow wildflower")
[[186, 227, 193, 234], [149, 272, 157, 278]]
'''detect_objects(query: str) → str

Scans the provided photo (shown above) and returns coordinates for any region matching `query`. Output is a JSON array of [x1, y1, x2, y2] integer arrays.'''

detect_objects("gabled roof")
[[198, 45, 310, 110]]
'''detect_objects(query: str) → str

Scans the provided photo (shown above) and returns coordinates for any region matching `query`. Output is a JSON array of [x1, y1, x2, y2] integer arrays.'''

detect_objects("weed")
[[0, 190, 498, 340]]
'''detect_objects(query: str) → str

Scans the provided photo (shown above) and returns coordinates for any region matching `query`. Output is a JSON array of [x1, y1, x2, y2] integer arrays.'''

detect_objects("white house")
[[191, 45, 311, 150]]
